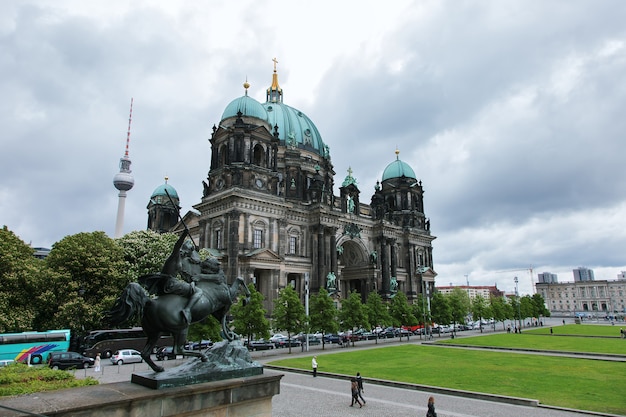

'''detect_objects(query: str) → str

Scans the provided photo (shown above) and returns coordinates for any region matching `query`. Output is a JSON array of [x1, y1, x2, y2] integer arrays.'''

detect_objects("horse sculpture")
[[108, 269, 250, 373]]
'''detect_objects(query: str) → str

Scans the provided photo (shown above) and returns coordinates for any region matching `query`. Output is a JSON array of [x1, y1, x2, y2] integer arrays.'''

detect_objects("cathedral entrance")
[[337, 239, 375, 302]]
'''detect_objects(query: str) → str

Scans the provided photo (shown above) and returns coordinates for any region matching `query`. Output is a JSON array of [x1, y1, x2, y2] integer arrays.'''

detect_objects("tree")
[[430, 292, 451, 336], [187, 316, 222, 344], [471, 295, 490, 333], [309, 288, 338, 350], [231, 283, 270, 344], [338, 291, 368, 346], [115, 230, 179, 280], [490, 296, 509, 331], [389, 292, 417, 340], [272, 285, 306, 353], [520, 295, 534, 327], [447, 288, 470, 337], [0, 226, 43, 332], [531, 293, 551, 319], [44, 231, 127, 336], [365, 292, 391, 344]]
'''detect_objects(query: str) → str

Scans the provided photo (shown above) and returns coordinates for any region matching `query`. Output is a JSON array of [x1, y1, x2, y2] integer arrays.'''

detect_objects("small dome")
[[382, 159, 416, 181], [221, 95, 267, 122], [151, 182, 179, 203]]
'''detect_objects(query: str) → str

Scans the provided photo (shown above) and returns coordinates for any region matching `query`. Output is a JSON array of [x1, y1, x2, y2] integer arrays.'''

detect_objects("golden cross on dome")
[[272, 57, 278, 72]]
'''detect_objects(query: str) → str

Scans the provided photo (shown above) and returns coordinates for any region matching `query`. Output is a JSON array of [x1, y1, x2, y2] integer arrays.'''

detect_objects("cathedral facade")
[[148, 63, 437, 314]]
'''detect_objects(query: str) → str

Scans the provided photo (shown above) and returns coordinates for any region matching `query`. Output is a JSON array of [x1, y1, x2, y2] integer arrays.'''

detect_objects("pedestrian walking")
[[94, 353, 101, 373], [350, 377, 362, 408], [426, 395, 437, 417], [356, 372, 366, 404], [312, 356, 317, 377]]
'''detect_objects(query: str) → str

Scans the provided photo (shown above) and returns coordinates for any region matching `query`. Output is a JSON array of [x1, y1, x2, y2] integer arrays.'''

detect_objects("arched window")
[[253, 143, 266, 167]]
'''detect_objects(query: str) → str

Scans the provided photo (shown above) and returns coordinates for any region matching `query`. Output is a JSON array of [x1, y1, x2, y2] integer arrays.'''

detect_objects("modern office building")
[[538, 272, 558, 283], [573, 267, 595, 282], [147, 62, 437, 313]]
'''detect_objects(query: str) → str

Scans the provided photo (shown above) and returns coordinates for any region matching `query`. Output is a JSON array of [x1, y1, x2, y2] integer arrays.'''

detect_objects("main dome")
[[150, 180, 179, 203], [219, 66, 327, 158]]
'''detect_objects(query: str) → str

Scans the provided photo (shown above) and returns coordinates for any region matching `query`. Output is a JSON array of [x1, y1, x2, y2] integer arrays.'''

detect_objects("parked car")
[[48, 352, 94, 370], [184, 340, 213, 350], [269, 334, 286, 343], [274, 337, 302, 348], [246, 339, 275, 351], [110, 349, 143, 365], [323, 334, 342, 344], [155, 346, 177, 360]]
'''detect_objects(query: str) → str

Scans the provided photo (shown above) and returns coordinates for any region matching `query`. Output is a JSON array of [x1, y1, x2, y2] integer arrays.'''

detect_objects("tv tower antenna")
[[113, 98, 136, 238]]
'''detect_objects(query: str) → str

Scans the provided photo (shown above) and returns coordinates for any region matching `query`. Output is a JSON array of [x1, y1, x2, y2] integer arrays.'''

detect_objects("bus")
[[0, 329, 71, 365], [81, 327, 173, 359]]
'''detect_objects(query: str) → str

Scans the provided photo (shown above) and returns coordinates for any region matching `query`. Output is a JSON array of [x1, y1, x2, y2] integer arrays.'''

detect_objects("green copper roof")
[[221, 95, 267, 122], [151, 183, 179, 200], [382, 159, 416, 181]]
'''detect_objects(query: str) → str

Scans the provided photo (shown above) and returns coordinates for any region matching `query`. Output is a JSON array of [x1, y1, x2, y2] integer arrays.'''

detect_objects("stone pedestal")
[[0, 374, 282, 417]]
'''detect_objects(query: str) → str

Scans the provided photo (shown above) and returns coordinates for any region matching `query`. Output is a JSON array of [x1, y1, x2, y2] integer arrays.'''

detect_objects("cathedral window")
[[253, 143, 266, 167], [214, 229, 222, 249], [288, 236, 298, 255], [253, 229, 264, 249]]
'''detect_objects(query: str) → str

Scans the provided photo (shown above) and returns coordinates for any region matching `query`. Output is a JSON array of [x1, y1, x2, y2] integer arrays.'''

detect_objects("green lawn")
[[524, 323, 624, 337], [268, 345, 626, 415], [437, 331, 626, 355]]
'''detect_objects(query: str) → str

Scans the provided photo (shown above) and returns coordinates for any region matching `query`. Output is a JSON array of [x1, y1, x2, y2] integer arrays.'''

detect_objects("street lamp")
[[514, 277, 521, 333]]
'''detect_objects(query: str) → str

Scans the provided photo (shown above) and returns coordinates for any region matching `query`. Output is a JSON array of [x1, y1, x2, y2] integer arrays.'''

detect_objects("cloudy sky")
[[2, 0, 626, 295]]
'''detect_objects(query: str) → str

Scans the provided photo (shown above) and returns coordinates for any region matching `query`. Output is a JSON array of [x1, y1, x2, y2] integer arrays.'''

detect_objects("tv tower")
[[113, 98, 135, 238]]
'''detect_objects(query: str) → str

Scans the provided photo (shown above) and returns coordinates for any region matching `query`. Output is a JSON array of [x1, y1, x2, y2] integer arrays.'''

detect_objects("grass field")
[[268, 344, 626, 415], [436, 330, 626, 355], [524, 323, 625, 337]]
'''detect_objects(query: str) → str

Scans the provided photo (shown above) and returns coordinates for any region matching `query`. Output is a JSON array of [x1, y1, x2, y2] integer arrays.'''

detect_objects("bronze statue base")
[[132, 340, 263, 389]]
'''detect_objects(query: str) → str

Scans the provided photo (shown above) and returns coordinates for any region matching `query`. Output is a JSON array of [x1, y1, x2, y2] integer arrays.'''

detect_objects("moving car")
[[110, 349, 143, 365], [48, 352, 94, 370]]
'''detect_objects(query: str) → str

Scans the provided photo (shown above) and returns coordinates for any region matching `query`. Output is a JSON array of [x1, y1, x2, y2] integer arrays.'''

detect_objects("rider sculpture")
[[139, 230, 202, 324]]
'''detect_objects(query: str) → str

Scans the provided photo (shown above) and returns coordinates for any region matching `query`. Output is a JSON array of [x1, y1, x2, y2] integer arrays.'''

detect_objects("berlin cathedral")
[[147, 61, 437, 314]]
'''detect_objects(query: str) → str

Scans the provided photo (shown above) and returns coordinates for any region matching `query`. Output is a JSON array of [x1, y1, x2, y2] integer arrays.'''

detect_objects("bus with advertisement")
[[0, 329, 71, 365], [81, 327, 173, 359]]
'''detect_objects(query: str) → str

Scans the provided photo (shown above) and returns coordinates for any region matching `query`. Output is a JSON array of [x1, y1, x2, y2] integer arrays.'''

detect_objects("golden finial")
[[395, 148, 400, 160], [164, 176, 169, 184], [243, 77, 250, 95], [272, 57, 278, 72]]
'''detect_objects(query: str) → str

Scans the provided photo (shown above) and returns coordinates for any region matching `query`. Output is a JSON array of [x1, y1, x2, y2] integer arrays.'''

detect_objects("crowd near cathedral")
[[145, 61, 437, 313]]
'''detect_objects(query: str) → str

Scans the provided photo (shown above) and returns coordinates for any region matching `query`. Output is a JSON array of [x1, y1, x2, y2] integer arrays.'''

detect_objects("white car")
[[110, 349, 143, 365], [269, 334, 286, 343]]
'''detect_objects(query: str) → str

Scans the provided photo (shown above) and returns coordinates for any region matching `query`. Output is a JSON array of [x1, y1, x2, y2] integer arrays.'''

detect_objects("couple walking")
[[350, 372, 366, 407]]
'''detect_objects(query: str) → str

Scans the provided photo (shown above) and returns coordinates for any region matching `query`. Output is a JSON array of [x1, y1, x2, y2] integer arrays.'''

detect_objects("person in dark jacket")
[[356, 372, 366, 404], [350, 378, 362, 408], [426, 396, 437, 417]]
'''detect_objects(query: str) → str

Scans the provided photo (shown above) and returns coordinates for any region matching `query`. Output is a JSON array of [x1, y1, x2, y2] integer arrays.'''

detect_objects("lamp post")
[[305, 273, 310, 352], [514, 277, 521, 333]]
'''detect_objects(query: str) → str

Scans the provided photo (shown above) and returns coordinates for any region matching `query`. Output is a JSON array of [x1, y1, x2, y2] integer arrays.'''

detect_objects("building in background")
[[573, 267, 595, 282], [538, 272, 558, 283], [435, 285, 504, 300], [617, 271, 626, 281], [536, 278, 626, 316], [148, 62, 437, 314]]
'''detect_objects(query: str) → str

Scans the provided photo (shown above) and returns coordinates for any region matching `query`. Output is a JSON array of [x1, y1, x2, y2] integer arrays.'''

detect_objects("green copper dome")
[[151, 181, 179, 201], [219, 65, 328, 159], [221, 94, 268, 122], [382, 154, 416, 181]]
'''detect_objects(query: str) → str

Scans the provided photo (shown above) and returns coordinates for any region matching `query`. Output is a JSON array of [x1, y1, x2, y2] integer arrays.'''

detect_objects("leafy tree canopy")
[[115, 230, 179, 280], [231, 283, 270, 343]]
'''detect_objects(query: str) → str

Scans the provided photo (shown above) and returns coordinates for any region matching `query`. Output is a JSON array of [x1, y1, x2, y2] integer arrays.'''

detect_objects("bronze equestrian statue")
[[107, 230, 250, 372]]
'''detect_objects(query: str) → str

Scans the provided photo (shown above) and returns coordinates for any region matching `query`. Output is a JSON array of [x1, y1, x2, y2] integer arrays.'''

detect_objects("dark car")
[[274, 337, 302, 348], [155, 346, 177, 360], [323, 334, 342, 344], [48, 352, 95, 370], [246, 339, 275, 351]]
